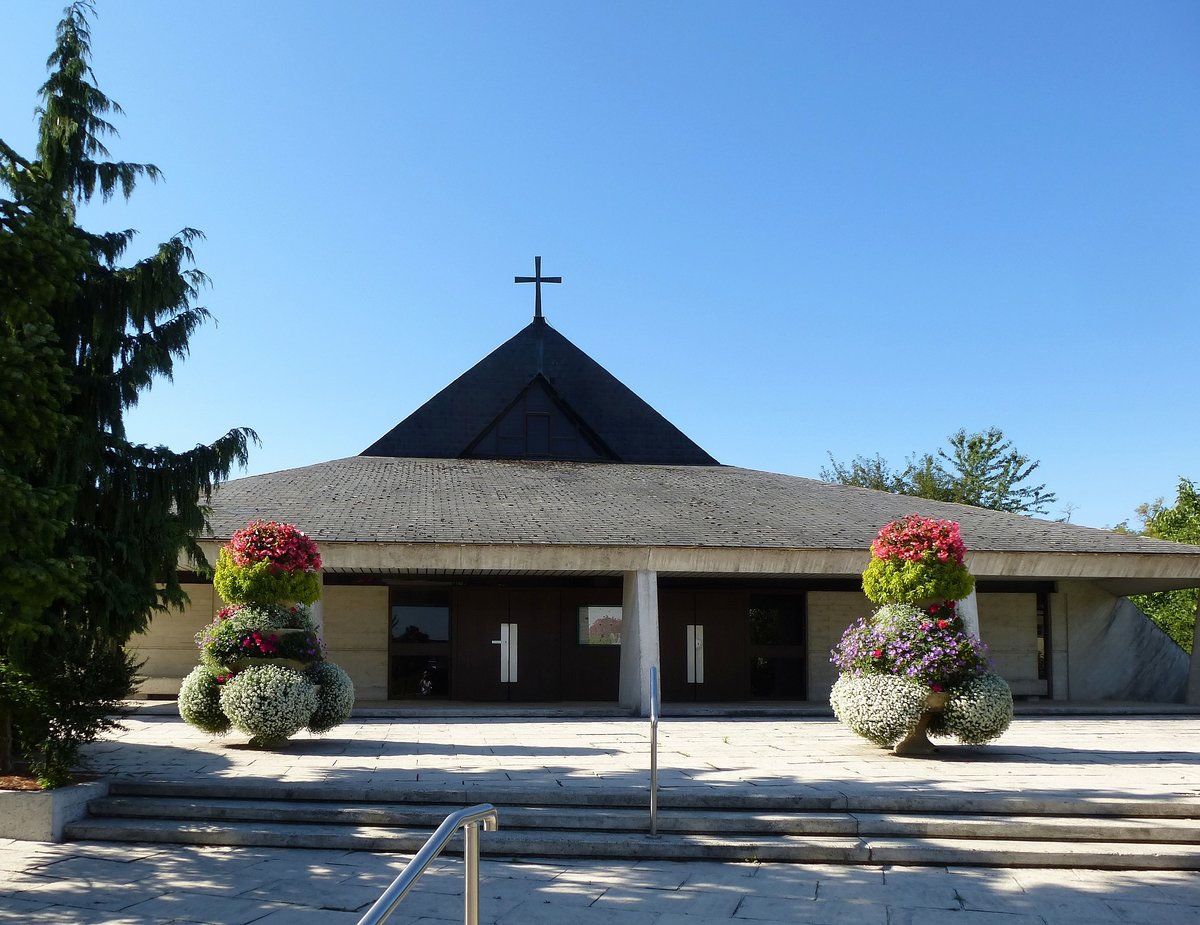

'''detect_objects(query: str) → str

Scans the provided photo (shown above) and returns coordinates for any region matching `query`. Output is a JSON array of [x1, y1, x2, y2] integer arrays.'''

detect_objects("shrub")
[[178, 666, 231, 735], [307, 662, 355, 734], [830, 673, 929, 747], [862, 555, 974, 605], [212, 550, 321, 605], [929, 672, 1013, 744], [218, 664, 317, 746]]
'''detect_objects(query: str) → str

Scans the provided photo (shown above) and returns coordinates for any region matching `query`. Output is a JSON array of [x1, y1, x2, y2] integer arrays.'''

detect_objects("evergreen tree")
[[822, 427, 1057, 516], [0, 2, 255, 783]]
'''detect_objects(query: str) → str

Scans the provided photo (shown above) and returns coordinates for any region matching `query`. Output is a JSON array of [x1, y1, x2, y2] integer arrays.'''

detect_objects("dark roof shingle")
[[206, 457, 1200, 558]]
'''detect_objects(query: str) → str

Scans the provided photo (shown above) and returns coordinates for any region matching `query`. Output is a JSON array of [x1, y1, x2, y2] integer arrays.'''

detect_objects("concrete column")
[[1187, 593, 1200, 706], [957, 588, 981, 638], [308, 571, 325, 638], [619, 569, 660, 717], [1050, 590, 1070, 700]]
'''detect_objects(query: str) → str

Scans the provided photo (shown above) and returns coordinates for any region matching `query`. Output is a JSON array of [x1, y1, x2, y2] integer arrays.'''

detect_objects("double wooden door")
[[452, 588, 561, 701], [658, 590, 748, 701]]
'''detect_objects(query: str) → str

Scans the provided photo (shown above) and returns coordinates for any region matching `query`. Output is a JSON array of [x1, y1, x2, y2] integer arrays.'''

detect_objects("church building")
[[133, 261, 1200, 711]]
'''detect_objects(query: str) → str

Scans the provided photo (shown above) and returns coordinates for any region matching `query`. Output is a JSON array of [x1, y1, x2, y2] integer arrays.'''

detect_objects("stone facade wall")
[[322, 585, 389, 701], [807, 591, 870, 702], [130, 582, 391, 701], [129, 584, 221, 696], [976, 592, 1044, 696]]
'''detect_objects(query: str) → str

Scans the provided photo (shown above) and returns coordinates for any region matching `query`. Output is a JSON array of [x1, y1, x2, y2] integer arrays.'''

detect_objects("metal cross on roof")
[[515, 256, 562, 322]]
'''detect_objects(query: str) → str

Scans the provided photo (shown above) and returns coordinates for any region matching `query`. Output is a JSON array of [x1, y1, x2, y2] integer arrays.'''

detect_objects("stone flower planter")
[[0, 780, 108, 842]]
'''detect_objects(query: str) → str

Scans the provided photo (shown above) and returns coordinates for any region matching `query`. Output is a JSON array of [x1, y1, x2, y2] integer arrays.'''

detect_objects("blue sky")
[[3, 1, 1197, 530]]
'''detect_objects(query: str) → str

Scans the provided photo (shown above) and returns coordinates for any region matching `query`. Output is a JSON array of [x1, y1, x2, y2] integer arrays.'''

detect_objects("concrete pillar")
[[308, 571, 325, 638], [619, 569, 660, 717], [1187, 593, 1200, 706], [957, 588, 981, 638]]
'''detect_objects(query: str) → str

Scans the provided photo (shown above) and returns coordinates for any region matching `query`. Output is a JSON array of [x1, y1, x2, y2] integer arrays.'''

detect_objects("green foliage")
[[862, 556, 974, 605], [177, 666, 231, 736], [212, 551, 321, 605], [0, 2, 255, 783], [0, 632, 137, 787], [0, 141, 88, 647], [1129, 590, 1194, 653], [822, 427, 1057, 516], [1127, 478, 1199, 653]]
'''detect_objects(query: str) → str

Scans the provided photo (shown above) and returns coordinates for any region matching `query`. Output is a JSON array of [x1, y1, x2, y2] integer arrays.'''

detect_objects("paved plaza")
[[2, 711, 1199, 923]]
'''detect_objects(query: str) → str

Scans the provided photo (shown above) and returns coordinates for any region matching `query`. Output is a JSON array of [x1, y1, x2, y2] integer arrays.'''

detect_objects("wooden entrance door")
[[659, 590, 748, 701], [452, 588, 561, 701]]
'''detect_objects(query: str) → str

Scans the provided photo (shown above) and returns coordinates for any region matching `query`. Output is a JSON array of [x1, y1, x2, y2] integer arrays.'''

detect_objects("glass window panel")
[[750, 656, 806, 698], [390, 605, 450, 642], [578, 605, 622, 645], [390, 654, 449, 698]]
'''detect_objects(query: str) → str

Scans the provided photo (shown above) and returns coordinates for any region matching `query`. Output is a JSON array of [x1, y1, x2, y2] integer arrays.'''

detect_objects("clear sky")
[[3, 1, 1197, 530]]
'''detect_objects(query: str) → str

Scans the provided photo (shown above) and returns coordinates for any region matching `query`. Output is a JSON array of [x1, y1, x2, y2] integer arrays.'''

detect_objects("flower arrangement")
[[195, 609, 324, 672], [830, 515, 1012, 753], [179, 519, 354, 746], [830, 673, 930, 747], [213, 521, 322, 606], [226, 520, 322, 571], [871, 514, 966, 565], [307, 662, 356, 734], [862, 515, 974, 604], [830, 602, 989, 690], [178, 665, 231, 735], [218, 664, 318, 746]]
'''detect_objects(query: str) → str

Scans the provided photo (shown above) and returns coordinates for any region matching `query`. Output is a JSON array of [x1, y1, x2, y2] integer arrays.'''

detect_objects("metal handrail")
[[649, 665, 661, 836], [355, 804, 499, 925]]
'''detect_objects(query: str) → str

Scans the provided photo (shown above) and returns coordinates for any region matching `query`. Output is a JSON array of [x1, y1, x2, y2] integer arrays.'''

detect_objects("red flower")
[[937, 619, 950, 630], [871, 649, 883, 658], [870, 515, 967, 566], [224, 520, 322, 572]]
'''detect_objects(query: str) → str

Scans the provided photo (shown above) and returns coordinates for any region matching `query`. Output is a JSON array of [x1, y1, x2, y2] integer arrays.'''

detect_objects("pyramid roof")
[[362, 319, 717, 466]]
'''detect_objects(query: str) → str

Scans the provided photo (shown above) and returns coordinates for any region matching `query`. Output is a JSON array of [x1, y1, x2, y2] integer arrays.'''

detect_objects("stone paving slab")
[[0, 841, 1197, 923], [2, 713, 1199, 922], [78, 714, 1200, 809]]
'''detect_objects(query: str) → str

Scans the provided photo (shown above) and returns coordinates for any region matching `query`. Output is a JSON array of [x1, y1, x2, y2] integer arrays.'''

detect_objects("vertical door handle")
[[685, 624, 704, 684], [491, 623, 518, 683]]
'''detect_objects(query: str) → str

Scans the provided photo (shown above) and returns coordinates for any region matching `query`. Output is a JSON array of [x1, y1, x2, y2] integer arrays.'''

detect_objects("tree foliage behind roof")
[[1126, 478, 1199, 653], [821, 427, 1058, 517], [0, 1, 255, 782]]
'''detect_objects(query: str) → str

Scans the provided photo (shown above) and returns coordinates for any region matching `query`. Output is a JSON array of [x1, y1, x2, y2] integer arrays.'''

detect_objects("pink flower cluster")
[[240, 630, 280, 656], [225, 520, 322, 572], [871, 515, 967, 566]]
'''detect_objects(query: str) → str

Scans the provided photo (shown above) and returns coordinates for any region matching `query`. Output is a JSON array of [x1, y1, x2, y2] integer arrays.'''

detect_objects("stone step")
[[62, 816, 1200, 870], [84, 795, 1200, 844], [105, 779, 1200, 819]]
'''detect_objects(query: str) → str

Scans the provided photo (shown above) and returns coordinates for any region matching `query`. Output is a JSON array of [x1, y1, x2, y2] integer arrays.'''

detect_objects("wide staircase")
[[66, 779, 1200, 870]]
